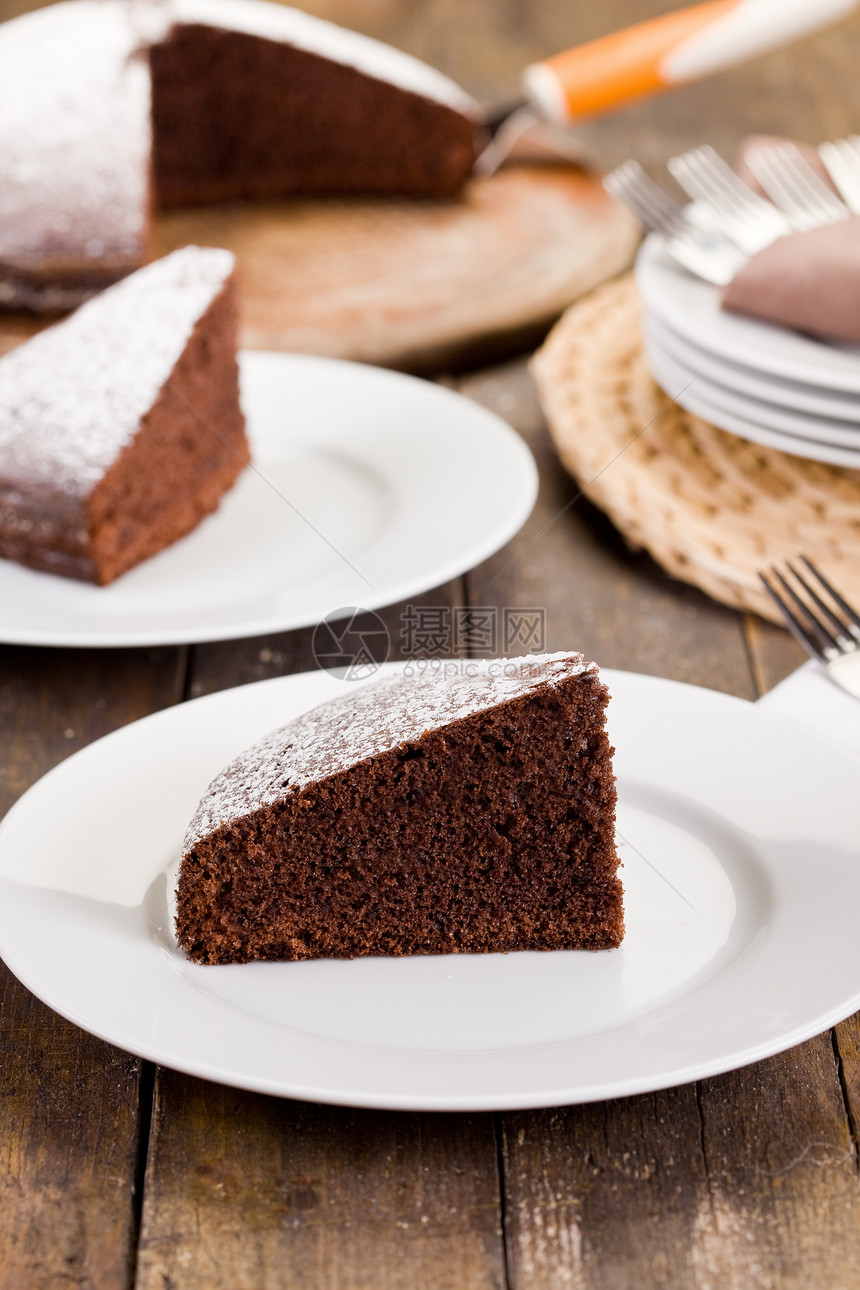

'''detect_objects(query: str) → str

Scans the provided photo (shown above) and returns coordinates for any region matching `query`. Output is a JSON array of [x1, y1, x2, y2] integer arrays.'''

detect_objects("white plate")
[[636, 235, 860, 394], [645, 330, 860, 464], [0, 353, 537, 648], [646, 313, 860, 422], [0, 664, 858, 1112]]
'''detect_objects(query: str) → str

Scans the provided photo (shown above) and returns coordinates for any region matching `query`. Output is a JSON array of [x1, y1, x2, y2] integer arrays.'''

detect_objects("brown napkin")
[[721, 136, 860, 346]]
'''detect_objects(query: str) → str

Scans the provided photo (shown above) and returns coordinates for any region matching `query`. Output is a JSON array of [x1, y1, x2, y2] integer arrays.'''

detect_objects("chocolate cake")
[[176, 654, 623, 965], [0, 245, 248, 584], [0, 0, 483, 311]]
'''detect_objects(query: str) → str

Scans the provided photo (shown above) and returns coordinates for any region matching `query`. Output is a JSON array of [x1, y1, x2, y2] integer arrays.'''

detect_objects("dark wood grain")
[[0, 979, 148, 1290], [694, 1038, 860, 1289], [499, 1086, 710, 1290], [0, 646, 184, 1290], [499, 1037, 860, 1290], [136, 1072, 505, 1290], [835, 1014, 860, 1160]]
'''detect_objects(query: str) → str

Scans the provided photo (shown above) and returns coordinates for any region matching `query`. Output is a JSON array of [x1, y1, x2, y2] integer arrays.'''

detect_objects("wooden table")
[[2, 3, 860, 1286]]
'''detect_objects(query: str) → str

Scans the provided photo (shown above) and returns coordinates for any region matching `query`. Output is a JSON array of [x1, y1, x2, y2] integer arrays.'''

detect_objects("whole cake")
[[0, 0, 483, 311], [175, 654, 623, 965], [0, 245, 248, 584]]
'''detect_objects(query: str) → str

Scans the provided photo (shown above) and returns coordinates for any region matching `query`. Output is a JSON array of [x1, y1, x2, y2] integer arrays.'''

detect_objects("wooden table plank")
[[695, 1038, 860, 1289], [0, 982, 150, 1290], [0, 645, 185, 1290], [136, 1073, 506, 1290], [499, 1086, 710, 1290], [835, 1014, 860, 1154], [499, 1036, 860, 1290]]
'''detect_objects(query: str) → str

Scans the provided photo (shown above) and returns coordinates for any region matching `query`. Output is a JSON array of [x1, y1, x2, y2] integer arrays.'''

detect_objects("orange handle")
[[524, 0, 739, 122]]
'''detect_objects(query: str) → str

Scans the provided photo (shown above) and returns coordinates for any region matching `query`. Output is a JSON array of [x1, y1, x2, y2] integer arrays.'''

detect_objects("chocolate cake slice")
[[176, 654, 623, 965], [0, 245, 247, 584], [149, 0, 481, 207], [0, 0, 483, 311]]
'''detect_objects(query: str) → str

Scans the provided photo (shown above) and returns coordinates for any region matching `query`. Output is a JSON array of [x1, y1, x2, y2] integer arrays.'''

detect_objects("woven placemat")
[[532, 272, 860, 624]]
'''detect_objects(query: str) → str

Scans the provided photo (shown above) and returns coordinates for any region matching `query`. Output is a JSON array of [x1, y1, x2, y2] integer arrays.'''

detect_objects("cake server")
[[477, 0, 858, 175]]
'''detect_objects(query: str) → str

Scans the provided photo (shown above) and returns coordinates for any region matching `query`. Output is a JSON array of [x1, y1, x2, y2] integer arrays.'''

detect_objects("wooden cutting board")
[[0, 165, 639, 372]]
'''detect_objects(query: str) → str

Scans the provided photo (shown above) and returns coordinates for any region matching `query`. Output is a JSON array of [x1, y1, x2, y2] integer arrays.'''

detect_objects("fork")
[[604, 161, 745, 285], [818, 136, 860, 215], [667, 145, 791, 255], [744, 143, 851, 231], [759, 555, 860, 699]]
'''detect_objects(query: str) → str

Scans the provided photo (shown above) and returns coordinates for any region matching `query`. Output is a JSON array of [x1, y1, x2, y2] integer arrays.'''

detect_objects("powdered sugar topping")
[[0, 2, 150, 275], [182, 653, 597, 852], [0, 246, 235, 496], [169, 0, 480, 115]]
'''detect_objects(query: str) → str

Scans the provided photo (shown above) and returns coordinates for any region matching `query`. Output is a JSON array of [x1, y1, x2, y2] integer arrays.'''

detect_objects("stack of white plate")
[[635, 235, 860, 469]]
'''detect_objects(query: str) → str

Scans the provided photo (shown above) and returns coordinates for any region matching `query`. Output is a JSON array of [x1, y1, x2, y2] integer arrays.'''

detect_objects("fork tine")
[[625, 178, 674, 229], [766, 149, 830, 217], [745, 145, 841, 229], [769, 144, 848, 221], [684, 146, 763, 208], [744, 149, 808, 223], [759, 571, 829, 661], [668, 153, 733, 214], [666, 146, 792, 256], [779, 145, 835, 203], [668, 146, 791, 253], [604, 172, 663, 233], [799, 556, 860, 634], [624, 163, 684, 224], [605, 163, 683, 234], [771, 567, 842, 651], [605, 160, 745, 285], [818, 140, 860, 215], [786, 559, 852, 640], [604, 169, 652, 221]]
